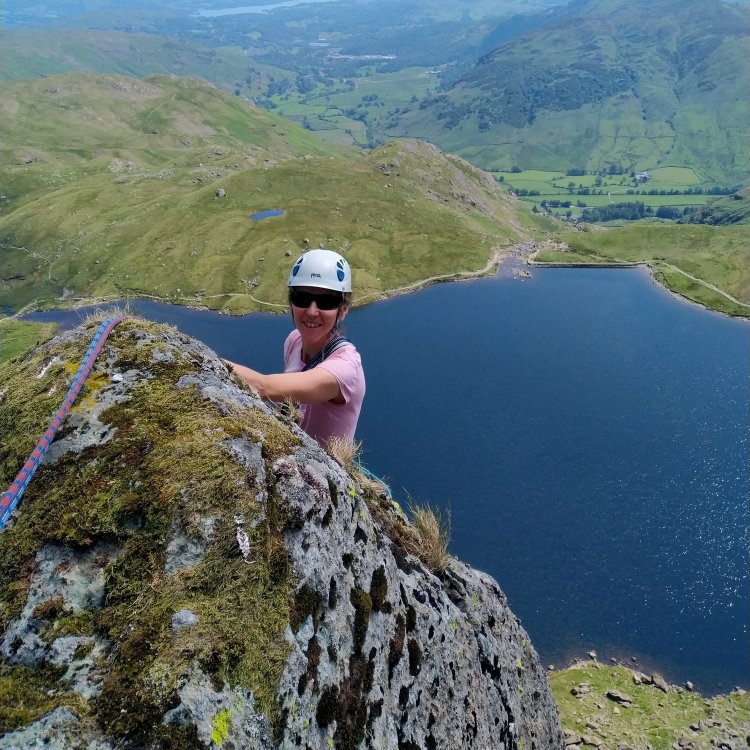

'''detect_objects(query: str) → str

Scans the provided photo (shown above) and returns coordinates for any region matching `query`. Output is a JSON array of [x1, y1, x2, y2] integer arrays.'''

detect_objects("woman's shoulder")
[[319, 341, 364, 388], [285, 329, 301, 345], [330, 339, 361, 364], [284, 329, 302, 365], [284, 329, 301, 351]]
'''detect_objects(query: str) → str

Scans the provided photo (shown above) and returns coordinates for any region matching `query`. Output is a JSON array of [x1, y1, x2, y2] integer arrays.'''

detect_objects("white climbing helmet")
[[287, 248, 352, 292]]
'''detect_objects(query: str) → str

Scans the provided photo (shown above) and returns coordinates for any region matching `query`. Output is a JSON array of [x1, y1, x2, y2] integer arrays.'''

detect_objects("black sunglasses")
[[289, 289, 343, 310]]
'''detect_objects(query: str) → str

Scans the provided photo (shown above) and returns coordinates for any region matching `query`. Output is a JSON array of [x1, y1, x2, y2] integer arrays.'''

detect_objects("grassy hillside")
[[0, 319, 57, 362], [534, 224, 749, 317], [552, 662, 749, 750], [383, 0, 749, 184], [0, 73, 532, 314]]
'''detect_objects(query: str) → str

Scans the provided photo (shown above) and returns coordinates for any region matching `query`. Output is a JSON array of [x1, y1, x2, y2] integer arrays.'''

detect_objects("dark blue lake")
[[24, 267, 749, 694]]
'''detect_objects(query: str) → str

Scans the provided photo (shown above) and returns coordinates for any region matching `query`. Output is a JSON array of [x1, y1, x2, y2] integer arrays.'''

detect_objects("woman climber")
[[226, 248, 365, 447]]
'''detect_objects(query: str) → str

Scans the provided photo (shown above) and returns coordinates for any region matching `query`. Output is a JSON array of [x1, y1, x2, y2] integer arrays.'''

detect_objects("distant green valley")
[[0, 0, 747, 319]]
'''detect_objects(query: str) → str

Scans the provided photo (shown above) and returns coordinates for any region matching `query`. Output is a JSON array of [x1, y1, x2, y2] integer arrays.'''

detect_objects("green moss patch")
[[0, 663, 82, 733], [350, 588, 372, 655]]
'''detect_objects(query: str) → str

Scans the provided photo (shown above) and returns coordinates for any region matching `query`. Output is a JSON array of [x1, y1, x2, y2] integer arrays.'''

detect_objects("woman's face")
[[290, 286, 348, 354]]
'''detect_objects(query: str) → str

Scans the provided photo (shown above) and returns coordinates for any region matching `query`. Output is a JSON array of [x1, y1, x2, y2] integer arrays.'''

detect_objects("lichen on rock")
[[0, 316, 563, 748]]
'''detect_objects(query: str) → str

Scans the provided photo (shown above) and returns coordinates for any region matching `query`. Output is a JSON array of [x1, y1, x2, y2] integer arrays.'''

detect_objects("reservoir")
[[23, 267, 749, 693]]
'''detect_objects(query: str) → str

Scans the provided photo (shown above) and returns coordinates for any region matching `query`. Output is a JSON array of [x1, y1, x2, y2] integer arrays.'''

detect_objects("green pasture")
[[552, 663, 750, 750], [493, 168, 732, 218], [515, 194, 708, 208], [495, 168, 721, 194], [514, 195, 710, 218], [648, 167, 702, 185], [269, 67, 439, 146], [333, 67, 438, 106], [536, 224, 749, 317], [0, 319, 57, 363]]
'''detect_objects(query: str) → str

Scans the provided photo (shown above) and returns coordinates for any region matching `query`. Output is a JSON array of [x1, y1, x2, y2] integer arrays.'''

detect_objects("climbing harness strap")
[[0, 316, 125, 530], [301, 335, 350, 372]]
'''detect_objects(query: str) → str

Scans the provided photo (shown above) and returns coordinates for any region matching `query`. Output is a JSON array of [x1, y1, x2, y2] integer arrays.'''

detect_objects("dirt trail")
[[659, 262, 749, 308]]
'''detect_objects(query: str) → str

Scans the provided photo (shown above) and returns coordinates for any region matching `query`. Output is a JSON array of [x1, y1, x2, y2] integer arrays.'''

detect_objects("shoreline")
[[551, 659, 749, 750], [550, 648, 749, 700], [5, 242, 525, 320], [6, 240, 747, 324], [5, 263, 747, 700], [528, 246, 750, 320]]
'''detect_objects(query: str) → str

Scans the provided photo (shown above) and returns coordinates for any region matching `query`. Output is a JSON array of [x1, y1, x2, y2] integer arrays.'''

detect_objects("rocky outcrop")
[[0, 317, 564, 749]]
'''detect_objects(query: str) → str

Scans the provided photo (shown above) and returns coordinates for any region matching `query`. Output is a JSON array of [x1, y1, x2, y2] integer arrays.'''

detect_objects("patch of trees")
[[360, 93, 382, 107], [580, 202, 653, 222], [626, 186, 737, 196], [452, 63, 636, 129], [418, 93, 472, 130], [264, 77, 293, 97], [679, 193, 749, 226], [295, 73, 315, 94], [602, 163, 627, 175]]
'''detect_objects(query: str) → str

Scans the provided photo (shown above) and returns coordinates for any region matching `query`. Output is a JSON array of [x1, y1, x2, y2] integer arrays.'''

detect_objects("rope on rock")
[[0, 316, 125, 530], [355, 461, 393, 500]]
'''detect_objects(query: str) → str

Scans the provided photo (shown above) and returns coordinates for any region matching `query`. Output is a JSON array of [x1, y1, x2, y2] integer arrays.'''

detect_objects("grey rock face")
[[0, 708, 115, 750], [163, 666, 275, 749], [171, 609, 199, 631], [272, 448, 562, 749], [165, 515, 218, 574], [0, 318, 563, 748], [1, 540, 121, 678]]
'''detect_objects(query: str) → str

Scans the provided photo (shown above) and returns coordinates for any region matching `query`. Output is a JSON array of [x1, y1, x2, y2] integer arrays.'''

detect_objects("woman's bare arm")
[[225, 360, 342, 403]]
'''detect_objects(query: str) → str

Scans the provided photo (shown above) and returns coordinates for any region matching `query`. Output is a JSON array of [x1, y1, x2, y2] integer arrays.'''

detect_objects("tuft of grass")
[[324, 436, 361, 475], [407, 502, 451, 574], [325, 438, 392, 500], [80, 304, 134, 327]]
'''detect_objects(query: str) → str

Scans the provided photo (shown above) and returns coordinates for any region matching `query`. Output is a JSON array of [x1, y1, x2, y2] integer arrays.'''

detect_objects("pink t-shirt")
[[283, 330, 365, 445]]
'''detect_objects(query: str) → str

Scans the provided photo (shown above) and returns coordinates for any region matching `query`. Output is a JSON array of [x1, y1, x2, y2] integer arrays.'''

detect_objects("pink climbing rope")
[[0, 316, 125, 530]]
